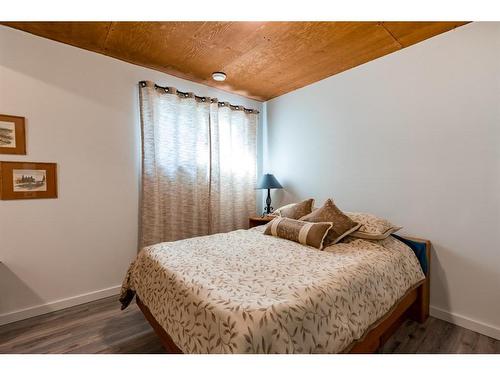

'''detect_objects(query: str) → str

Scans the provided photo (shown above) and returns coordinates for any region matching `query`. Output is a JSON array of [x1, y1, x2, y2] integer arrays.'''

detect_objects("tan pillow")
[[272, 198, 314, 219], [300, 199, 360, 247], [345, 212, 402, 240], [264, 217, 332, 250]]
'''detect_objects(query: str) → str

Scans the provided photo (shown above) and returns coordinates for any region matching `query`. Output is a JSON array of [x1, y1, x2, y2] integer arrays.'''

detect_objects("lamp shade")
[[256, 174, 283, 190]]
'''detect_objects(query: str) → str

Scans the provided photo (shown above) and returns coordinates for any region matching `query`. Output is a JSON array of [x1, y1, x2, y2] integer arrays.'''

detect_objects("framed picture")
[[0, 114, 27, 155], [0, 162, 57, 200]]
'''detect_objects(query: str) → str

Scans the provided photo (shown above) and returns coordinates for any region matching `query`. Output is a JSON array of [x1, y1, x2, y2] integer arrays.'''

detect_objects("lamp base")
[[263, 188, 273, 216]]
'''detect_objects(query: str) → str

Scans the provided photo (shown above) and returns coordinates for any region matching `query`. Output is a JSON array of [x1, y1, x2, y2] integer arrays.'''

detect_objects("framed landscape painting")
[[0, 114, 26, 155], [0, 162, 57, 200]]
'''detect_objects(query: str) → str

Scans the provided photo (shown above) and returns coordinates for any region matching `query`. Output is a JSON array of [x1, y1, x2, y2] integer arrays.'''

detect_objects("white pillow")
[[345, 212, 402, 240]]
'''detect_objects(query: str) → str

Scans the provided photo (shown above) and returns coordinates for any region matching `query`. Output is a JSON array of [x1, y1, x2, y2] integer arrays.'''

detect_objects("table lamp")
[[256, 174, 283, 215]]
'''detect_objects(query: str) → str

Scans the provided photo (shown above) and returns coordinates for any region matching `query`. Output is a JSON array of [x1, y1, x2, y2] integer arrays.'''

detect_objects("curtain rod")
[[139, 81, 260, 114]]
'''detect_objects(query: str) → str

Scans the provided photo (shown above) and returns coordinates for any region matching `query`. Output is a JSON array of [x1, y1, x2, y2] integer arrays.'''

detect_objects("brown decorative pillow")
[[264, 217, 332, 250], [345, 212, 402, 240], [300, 199, 360, 247], [272, 198, 314, 220]]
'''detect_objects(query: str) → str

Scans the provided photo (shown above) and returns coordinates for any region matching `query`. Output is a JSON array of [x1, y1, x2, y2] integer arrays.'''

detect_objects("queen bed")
[[120, 224, 430, 354]]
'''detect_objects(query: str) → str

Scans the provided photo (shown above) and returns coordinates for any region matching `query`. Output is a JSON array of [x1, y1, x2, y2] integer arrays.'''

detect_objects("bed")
[[120, 226, 430, 353]]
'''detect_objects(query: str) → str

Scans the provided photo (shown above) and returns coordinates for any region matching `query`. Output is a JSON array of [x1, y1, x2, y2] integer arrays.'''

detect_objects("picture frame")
[[0, 161, 58, 200], [0, 114, 27, 155]]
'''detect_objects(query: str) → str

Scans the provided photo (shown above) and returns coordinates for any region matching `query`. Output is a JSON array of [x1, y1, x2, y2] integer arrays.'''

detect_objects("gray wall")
[[265, 22, 500, 339]]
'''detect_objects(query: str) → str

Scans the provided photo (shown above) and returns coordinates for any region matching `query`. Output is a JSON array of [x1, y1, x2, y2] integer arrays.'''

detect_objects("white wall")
[[265, 22, 500, 339], [0, 25, 263, 324]]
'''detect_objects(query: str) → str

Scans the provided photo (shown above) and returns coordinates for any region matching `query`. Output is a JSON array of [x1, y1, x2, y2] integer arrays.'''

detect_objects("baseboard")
[[430, 305, 500, 340], [0, 285, 121, 326]]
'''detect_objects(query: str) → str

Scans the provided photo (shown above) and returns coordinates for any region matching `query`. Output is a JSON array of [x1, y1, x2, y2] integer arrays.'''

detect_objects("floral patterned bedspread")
[[120, 227, 424, 353]]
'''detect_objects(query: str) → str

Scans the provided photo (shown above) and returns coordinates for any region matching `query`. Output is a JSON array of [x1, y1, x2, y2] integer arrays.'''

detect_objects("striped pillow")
[[264, 217, 332, 250]]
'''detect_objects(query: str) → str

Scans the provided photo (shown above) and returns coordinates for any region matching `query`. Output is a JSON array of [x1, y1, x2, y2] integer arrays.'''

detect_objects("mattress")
[[120, 226, 425, 353]]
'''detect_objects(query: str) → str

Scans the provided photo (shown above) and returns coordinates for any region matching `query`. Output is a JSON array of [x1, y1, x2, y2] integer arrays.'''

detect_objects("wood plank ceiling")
[[2, 22, 468, 101]]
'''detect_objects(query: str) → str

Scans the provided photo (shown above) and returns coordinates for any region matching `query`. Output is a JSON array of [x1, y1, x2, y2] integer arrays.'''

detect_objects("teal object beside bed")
[[392, 234, 429, 275]]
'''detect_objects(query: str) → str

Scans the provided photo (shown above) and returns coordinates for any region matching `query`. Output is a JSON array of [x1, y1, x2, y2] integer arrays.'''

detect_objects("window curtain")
[[209, 103, 257, 234], [139, 81, 257, 248]]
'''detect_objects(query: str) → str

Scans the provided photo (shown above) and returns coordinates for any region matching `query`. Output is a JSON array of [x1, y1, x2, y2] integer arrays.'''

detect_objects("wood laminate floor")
[[0, 295, 498, 354]]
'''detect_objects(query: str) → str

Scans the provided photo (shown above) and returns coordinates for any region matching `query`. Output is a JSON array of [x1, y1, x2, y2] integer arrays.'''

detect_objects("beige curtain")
[[139, 81, 257, 248], [209, 103, 257, 234]]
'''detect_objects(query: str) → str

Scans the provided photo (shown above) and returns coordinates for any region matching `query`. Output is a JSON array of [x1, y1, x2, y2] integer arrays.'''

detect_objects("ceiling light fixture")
[[212, 72, 227, 81]]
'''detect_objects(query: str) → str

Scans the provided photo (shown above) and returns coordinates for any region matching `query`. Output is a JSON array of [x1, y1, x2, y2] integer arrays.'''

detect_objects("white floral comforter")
[[120, 227, 424, 353]]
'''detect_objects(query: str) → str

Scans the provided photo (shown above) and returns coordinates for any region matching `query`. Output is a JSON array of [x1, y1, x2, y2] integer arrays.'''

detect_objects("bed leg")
[[410, 280, 430, 323]]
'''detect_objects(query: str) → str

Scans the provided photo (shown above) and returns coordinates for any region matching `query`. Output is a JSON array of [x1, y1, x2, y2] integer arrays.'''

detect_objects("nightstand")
[[248, 215, 275, 228]]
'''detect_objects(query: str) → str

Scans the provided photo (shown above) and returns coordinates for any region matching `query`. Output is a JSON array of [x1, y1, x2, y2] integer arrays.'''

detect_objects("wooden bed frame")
[[136, 236, 431, 354]]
